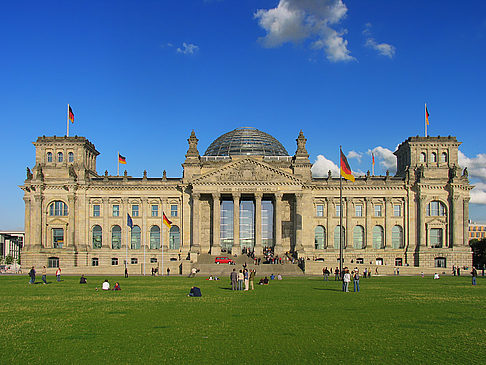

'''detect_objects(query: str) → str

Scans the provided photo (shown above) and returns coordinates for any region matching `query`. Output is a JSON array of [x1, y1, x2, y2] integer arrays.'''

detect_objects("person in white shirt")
[[102, 279, 110, 290], [343, 269, 351, 292]]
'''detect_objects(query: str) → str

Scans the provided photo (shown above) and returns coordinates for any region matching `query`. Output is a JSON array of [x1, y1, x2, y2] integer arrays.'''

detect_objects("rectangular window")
[[132, 205, 139, 217], [150, 258, 157, 263], [336, 204, 341, 217], [131, 258, 138, 265], [48, 257, 59, 268], [113, 205, 120, 217], [111, 258, 118, 266], [374, 205, 382, 217], [170, 205, 178, 217], [393, 205, 401, 217], [92, 258, 99, 266], [355, 205, 363, 217], [316, 205, 324, 217], [151, 205, 158, 217], [93, 205, 100, 217], [53, 228, 64, 248], [430, 228, 443, 248]]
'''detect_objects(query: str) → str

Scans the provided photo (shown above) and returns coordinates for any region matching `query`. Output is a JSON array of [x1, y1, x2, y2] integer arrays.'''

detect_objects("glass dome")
[[204, 127, 289, 157]]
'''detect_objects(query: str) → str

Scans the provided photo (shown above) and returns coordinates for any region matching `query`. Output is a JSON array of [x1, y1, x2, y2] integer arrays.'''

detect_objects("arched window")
[[392, 225, 403, 249], [131, 225, 141, 249], [373, 225, 384, 249], [47, 152, 53, 162], [427, 201, 446, 216], [49, 201, 68, 216], [169, 226, 181, 250], [333, 226, 345, 249], [68, 152, 74, 162], [420, 152, 426, 163], [92, 225, 102, 249], [112, 225, 121, 249], [150, 226, 160, 249], [353, 225, 365, 249], [57, 152, 63, 163], [314, 226, 325, 249], [441, 152, 448, 163], [431, 152, 437, 163]]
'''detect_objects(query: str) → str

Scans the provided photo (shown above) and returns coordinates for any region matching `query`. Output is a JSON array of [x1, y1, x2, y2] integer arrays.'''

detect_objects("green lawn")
[[1, 274, 485, 364]]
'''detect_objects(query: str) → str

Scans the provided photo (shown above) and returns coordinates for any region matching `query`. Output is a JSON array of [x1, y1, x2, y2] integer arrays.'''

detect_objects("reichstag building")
[[20, 127, 473, 274]]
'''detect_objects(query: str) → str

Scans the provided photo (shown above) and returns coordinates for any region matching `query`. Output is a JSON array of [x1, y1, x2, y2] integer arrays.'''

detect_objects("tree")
[[470, 239, 486, 269], [4, 255, 14, 265]]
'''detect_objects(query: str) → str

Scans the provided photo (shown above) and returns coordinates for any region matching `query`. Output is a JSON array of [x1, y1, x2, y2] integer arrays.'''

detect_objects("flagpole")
[[117, 151, 120, 176], [67, 104, 70, 137], [161, 214, 164, 277], [339, 146, 343, 281]]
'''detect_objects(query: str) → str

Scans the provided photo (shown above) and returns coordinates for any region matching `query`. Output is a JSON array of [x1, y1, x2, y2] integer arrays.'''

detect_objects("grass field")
[[1, 274, 485, 364]]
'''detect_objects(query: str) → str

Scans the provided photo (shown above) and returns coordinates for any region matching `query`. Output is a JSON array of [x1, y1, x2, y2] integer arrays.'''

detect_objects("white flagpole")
[[161, 214, 164, 277], [67, 104, 70, 137], [117, 151, 120, 176]]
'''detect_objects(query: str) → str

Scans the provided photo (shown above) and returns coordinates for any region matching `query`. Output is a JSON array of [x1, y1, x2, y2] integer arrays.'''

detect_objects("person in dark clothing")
[[471, 267, 477, 286], [230, 269, 238, 290], [29, 266, 36, 284], [79, 275, 87, 284], [188, 286, 202, 297], [125, 267, 128, 278]]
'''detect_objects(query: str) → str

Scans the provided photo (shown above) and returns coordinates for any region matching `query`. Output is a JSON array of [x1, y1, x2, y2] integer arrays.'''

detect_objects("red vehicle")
[[215, 257, 234, 265]]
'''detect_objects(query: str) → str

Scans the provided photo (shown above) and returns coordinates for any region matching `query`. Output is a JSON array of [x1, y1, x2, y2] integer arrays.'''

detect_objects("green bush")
[[4, 255, 14, 265]]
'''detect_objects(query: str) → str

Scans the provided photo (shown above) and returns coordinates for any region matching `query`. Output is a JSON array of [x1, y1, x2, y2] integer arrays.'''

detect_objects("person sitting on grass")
[[102, 279, 110, 290], [188, 286, 201, 297], [259, 278, 265, 285], [433, 273, 440, 280], [263, 276, 269, 285], [79, 275, 87, 284], [113, 282, 121, 291]]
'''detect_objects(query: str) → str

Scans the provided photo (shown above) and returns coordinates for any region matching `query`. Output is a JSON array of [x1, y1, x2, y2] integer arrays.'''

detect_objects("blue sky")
[[1, 0, 485, 230]]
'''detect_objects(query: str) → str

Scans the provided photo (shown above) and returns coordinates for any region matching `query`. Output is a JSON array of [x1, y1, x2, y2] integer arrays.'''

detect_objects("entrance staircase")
[[189, 253, 305, 277]]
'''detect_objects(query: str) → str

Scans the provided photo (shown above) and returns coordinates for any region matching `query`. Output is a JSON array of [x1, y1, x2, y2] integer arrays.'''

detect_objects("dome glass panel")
[[204, 127, 289, 157]]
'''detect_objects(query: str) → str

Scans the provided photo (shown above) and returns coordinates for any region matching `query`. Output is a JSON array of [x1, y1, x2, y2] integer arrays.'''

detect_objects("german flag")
[[425, 104, 430, 125], [68, 105, 74, 123], [118, 154, 127, 164], [163, 213, 172, 228], [340, 149, 355, 182]]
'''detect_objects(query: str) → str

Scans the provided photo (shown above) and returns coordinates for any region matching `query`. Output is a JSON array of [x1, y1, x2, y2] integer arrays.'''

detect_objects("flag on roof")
[[118, 154, 127, 164], [68, 105, 74, 123], [163, 213, 172, 228]]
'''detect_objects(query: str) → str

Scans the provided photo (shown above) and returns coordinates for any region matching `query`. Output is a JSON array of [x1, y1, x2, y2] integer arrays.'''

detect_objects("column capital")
[[275, 192, 283, 199], [211, 192, 220, 201], [193, 192, 201, 200], [254, 192, 263, 200], [295, 193, 303, 200], [232, 192, 241, 200]]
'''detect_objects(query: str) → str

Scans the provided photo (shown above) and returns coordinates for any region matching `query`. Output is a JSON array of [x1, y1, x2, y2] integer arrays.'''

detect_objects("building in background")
[[0, 231, 24, 261], [468, 222, 486, 240], [20, 128, 473, 274]]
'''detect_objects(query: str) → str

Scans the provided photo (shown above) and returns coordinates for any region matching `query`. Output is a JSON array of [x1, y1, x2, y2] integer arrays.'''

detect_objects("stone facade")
[[20, 131, 473, 274]]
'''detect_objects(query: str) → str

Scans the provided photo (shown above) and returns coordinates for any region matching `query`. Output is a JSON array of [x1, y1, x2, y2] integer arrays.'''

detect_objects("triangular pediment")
[[192, 158, 303, 185]]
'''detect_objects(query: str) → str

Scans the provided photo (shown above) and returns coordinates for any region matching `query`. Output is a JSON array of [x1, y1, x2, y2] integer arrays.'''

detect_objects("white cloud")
[[459, 150, 486, 204], [347, 150, 362, 163], [254, 0, 354, 62], [176, 42, 199, 55], [369, 146, 397, 174], [311, 154, 340, 178], [363, 23, 395, 58]]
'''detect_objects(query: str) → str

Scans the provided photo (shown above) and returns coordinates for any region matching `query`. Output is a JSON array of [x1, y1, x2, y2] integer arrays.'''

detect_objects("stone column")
[[418, 195, 426, 247], [254, 193, 263, 255], [212, 193, 221, 255], [451, 195, 460, 248], [274, 193, 283, 254], [385, 198, 392, 249], [233, 193, 240, 255], [463, 198, 470, 246], [345, 197, 351, 250], [33, 194, 43, 248], [142, 198, 148, 251], [295, 193, 304, 253], [23, 197, 31, 250], [103, 197, 109, 250], [325, 198, 331, 249], [68, 194, 76, 251], [192, 193, 200, 253], [365, 197, 372, 250]]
